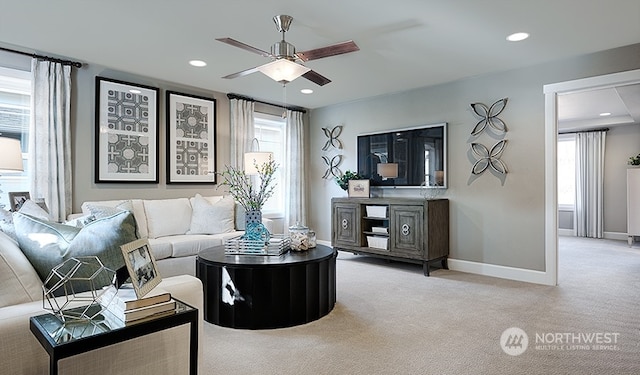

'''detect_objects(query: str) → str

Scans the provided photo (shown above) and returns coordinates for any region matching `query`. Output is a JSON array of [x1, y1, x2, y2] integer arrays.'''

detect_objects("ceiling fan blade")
[[216, 37, 271, 57], [296, 40, 359, 62], [302, 70, 331, 86], [222, 66, 261, 79]]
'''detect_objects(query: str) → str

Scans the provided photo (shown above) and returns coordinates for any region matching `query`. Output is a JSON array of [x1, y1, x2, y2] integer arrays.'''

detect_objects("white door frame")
[[543, 69, 640, 286]]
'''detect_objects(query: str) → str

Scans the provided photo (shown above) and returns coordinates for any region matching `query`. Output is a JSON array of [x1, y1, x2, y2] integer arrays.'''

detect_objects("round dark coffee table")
[[196, 244, 336, 329]]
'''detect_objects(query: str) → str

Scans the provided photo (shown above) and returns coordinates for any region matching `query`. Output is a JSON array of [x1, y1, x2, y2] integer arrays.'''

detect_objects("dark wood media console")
[[331, 197, 449, 276]]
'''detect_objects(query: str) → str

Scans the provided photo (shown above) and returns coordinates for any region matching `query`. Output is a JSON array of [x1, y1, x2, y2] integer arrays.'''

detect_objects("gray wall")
[[71, 65, 232, 210], [308, 43, 640, 272]]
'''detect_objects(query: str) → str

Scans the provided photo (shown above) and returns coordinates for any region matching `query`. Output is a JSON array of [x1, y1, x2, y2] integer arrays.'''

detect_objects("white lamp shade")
[[0, 137, 24, 173], [244, 151, 273, 175], [377, 163, 398, 178], [257, 59, 311, 84]]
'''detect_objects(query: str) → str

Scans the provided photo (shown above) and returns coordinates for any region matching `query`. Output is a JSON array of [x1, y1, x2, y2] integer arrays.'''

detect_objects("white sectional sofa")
[[0, 193, 271, 374], [77, 194, 273, 277], [0, 229, 204, 375]]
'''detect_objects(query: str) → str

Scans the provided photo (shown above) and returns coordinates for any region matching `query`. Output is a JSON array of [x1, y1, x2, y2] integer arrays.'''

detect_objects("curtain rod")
[[227, 93, 306, 113], [558, 127, 609, 135], [0, 46, 83, 68]]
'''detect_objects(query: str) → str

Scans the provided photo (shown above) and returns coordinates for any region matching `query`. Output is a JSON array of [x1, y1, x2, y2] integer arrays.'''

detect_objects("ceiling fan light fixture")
[[257, 59, 310, 84]]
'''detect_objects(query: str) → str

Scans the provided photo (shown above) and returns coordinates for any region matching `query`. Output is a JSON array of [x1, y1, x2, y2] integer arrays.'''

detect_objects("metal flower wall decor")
[[471, 140, 508, 175], [322, 125, 343, 151], [321, 125, 345, 179], [469, 98, 509, 177]]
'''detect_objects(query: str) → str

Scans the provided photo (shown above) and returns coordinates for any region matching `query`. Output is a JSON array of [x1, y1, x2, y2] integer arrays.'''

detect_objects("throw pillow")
[[187, 194, 235, 235], [85, 200, 140, 237], [18, 200, 50, 221], [64, 214, 96, 228], [144, 198, 192, 238], [13, 210, 137, 290]]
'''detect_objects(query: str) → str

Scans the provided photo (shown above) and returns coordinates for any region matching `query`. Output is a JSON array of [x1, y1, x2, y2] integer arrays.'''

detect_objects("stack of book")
[[98, 285, 175, 323]]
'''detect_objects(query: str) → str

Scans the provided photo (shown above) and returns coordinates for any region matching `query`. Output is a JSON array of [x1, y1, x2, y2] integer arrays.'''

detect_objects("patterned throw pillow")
[[13, 210, 137, 290]]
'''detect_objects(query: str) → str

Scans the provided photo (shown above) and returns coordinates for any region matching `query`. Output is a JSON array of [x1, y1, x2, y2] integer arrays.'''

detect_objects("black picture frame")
[[166, 91, 217, 184], [95, 77, 160, 183]]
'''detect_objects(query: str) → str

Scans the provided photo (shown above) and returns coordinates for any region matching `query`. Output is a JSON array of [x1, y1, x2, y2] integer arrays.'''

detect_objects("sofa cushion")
[[82, 199, 148, 239], [167, 232, 241, 258], [146, 238, 173, 261], [144, 198, 192, 238], [0, 231, 43, 308], [187, 194, 235, 235], [13, 210, 137, 288]]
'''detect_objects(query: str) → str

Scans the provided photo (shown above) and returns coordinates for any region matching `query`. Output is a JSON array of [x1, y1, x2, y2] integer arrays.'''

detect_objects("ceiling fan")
[[216, 15, 359, 86]]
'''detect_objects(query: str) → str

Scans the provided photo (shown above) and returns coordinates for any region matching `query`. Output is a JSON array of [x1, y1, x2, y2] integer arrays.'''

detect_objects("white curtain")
[[229, 98, 255, 169], [575, 131, 606, 238], [29, 59, 72, 222], [283, 110, 306, 230]]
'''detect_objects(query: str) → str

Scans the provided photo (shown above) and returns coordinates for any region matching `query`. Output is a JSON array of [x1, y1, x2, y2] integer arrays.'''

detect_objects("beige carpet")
[[201, 237, 640, 375]]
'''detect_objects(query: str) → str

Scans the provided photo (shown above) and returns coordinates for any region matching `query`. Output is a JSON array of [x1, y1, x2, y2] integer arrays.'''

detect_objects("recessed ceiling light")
[[129, 89, 142, 94], [189, 60, 207, 67], [506, 32, 529, 42], [599, 112, 611, 116], [301, 88, 313, 94]]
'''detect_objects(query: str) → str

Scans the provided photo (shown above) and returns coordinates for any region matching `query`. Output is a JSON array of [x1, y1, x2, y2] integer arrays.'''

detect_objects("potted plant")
[[336, 170, 362, 191], [629, 154, 640, 166], [218, 156, 278, 227]]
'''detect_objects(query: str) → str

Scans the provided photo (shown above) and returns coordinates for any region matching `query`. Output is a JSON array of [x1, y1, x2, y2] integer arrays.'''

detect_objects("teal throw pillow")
[[13, 210, 137, 290]]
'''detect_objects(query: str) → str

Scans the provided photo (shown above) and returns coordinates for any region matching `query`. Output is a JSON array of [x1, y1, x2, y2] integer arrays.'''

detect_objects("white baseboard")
[[323, 239, 554, 285], [557, 231, 628, 241], [558, 228, 574, 236], [447, 258, 554, 285], [604, 232, 628, 241]]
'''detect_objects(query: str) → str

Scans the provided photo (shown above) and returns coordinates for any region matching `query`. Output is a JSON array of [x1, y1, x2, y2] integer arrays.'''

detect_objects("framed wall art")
[[348, 179, 370, 198], [166, 91, 216, 184], [120, 238, 162, 298], [95, 77, 159, 183]]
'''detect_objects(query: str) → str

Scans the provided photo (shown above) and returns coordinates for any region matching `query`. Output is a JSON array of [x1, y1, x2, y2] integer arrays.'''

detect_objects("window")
[[557, 134, 576, 208], [0, 66, 30, 209], [254, 112, 285, 217]]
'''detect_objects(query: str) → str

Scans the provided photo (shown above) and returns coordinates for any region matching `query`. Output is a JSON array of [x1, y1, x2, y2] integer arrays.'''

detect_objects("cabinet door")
[[390, 205, 423, 257], [333, 203, 360, 247]]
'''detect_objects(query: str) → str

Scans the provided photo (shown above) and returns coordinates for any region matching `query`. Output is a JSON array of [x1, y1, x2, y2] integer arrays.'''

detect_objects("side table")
[[29, 298, 198, 375]]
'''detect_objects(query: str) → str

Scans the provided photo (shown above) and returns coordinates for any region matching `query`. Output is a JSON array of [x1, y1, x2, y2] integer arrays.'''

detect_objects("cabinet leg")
[[628, 236, 634, 247], [423, 262, 430, 277], [442, 258, 448, 270]]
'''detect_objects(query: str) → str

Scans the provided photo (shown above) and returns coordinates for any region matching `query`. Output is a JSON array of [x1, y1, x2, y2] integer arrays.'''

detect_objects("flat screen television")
[[357, 123, 447, 188]]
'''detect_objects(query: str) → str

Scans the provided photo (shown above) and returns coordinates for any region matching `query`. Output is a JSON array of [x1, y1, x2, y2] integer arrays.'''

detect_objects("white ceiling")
[[0, 0, 639, 114]]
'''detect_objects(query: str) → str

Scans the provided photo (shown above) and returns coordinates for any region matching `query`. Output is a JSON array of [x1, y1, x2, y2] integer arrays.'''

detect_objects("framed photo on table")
[[121, 239, 162, 298], [348, 179, 370, 198], [95, 77, 159, 183], [166, 91, 216, 184], [8, 191, 30, 212]]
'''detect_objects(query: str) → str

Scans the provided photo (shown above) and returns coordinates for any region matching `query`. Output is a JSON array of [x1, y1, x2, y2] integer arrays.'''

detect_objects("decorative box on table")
[[224, 235, 291, 256]]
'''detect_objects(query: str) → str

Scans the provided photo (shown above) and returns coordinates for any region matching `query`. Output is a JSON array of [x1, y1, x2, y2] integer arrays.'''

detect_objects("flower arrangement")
[[629, 154, 640, 166], [336, 170, 362, 191], [218, 156, 278, 212]]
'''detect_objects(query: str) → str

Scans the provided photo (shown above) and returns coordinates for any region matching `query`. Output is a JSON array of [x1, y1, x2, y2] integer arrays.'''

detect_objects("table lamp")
[[244, 138, 273, 175]]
